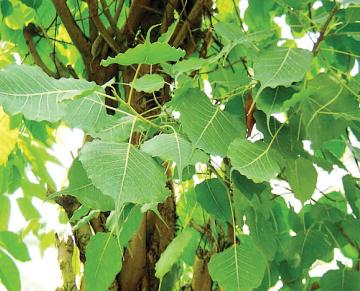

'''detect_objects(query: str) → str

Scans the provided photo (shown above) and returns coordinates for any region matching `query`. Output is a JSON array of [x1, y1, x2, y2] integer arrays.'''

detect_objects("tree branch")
[[52, 0, 92, 63], [100, 0, 117, 28], [55, 235, 77, 291], [55, 195, 93, 263], [87, 0, 121, 53], [172, 0, 204, 48], [118, 0, 152, 45], [191, 253, 212, 291], [312, 4, 339, 55], [23, 24, 59, 78]]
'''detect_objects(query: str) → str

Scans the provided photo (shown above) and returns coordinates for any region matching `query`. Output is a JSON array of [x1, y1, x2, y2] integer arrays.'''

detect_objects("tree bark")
[[38, 1, 211, 289]]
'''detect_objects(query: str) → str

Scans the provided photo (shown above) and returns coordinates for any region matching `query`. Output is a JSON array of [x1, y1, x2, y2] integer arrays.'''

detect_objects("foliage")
[[0, 0, 360, 290]]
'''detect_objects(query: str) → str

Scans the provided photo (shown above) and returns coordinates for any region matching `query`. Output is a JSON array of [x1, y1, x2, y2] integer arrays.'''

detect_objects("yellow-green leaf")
[[0, 107, 18, 165]]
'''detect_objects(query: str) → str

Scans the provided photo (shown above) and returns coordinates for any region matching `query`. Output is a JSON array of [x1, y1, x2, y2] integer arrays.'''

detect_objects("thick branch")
[[52, 0, 91, 62], [23, 24, 59, 78], [114, 0, 125, 24], [192, 254, 212, 291], [119, 0, 152, 44], [55, 235, 77, 291], [99, 0, 116, 28], [172, 0, 204, 48], [55, 196, 93, 263], [90, 214, 106, 233], [87, 0, 121, 53], [160, 0, 179, 33], [119, 217, 147, 290]]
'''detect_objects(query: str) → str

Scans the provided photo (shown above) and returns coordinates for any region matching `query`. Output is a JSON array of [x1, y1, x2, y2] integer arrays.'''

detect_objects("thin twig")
[[312, 4, 339, 55]]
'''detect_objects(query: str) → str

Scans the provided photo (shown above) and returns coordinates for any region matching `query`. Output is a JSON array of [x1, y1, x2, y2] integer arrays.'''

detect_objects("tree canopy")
[[0, 0, 360, 290]]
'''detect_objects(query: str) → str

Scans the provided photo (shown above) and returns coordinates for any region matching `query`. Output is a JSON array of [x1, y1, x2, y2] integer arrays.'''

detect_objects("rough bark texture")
[[55, 235, 77, 291]]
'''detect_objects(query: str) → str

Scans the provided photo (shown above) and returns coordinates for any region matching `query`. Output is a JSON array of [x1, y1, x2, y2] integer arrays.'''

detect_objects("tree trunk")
[[28, 1, 210, 289]]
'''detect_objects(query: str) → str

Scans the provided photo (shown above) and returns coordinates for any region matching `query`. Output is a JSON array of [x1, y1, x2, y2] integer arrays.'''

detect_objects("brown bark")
[[87, 0, 121, 53], [245, 92, 256, 137], [23, 24, 59, 78], [161, 0, 179, 33], [38, 1, 210, 290], [312, 4, 339, 55], [117, 64, 177, 290], [119, 0, 153, 43], [55, 196, 93, 263], [191, 255, 212, 291], [119, 218, 147, 290], [146, 195, 177, 290], [51, 0, 92, 63], [172, 0, 203, 46]]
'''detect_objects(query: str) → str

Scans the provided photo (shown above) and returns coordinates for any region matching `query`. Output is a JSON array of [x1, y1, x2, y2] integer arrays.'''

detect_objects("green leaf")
[[0, 64, 99, 122], [39, 230, 54, 255], [287, 229, 332, 268], [246, 210, 277, 260], [254, 47, 312, 88], [52, 159, 114, 211], [0, 231, 30, 261], [0, 108, 18, 165], [171, 58, 209, 74], [0, 249, 20, 291], [133, 74, 165, 93], [214, 22, 244, 42], [320, 268, 360, 291], [228, 139, 283, 183], [93, 115, 148, 142], [72, 210, 99, 231], [299, 74, 359, 147], [141, 133, 207, 180], [343, 175, 360, 217], [155, 228, 197, 279], [158, 21, 178, 43], [284, 157, 317, 203], [177, 188, 204, 226], [342, 218, 360, 244], [0, 0, 13, 18], [106, 204, 144, 247], [20, 0, 42, 9], [256, 86, 297, 115], [17, 197, 40, 221], [69, 205, 91, 223], [173, 88, 245, 156], [63, 94, 111, 134], [84, 232, 122, 291], [214, 22, 270, 46], [117, 205, 143, 247], [101, 42, 185, 66], [244, 0, 275, 31], [195, 179, 232, 222], [208, 236, 267, 291], [79, 140, 169, 206], [0, 195, 10, 231]]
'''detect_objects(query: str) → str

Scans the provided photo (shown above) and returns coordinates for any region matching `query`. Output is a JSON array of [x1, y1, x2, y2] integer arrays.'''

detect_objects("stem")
[[127, 64, 142, 106], [312, 4, 339, 55]]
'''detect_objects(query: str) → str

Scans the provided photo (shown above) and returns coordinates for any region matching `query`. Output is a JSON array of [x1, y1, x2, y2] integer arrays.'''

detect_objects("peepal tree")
[[0, 0, 360, 291]]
